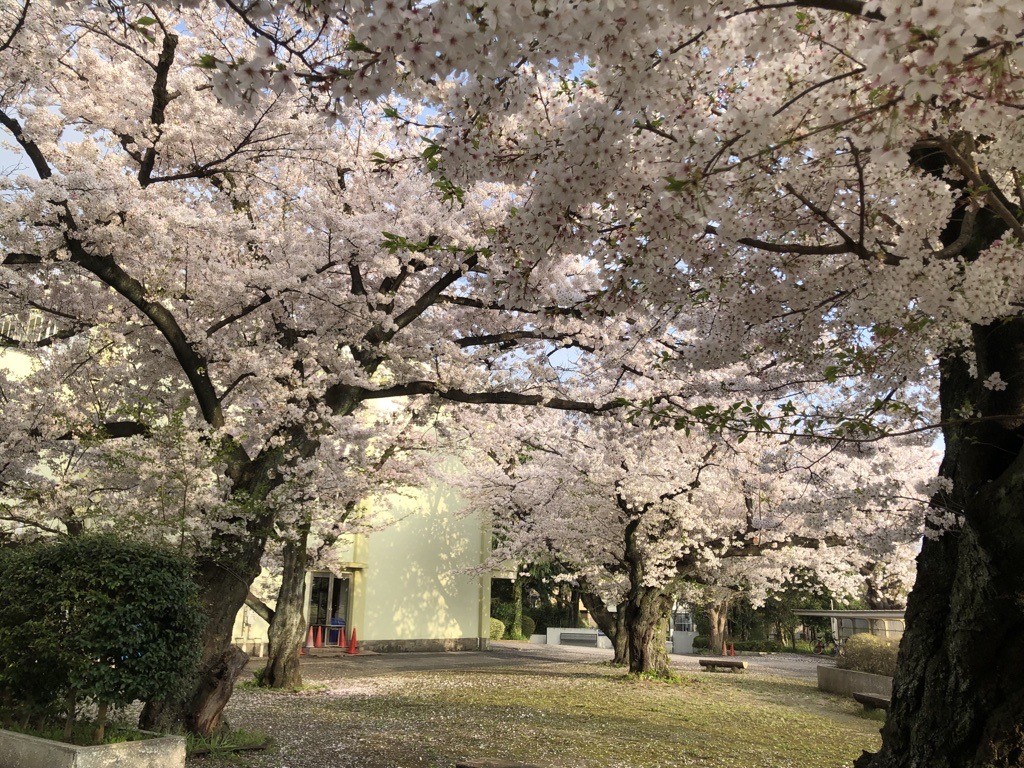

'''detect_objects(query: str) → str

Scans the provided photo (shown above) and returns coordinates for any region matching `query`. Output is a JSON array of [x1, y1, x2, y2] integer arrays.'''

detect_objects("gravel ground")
[[188, 644, 867, 768], [486, 641, 830, 682]]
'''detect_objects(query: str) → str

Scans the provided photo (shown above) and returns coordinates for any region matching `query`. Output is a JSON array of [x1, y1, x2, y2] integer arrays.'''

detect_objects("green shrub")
[[692, 636, 709, 650], [521, 615, 536, 638], [490, 599, 515, 629], [837, 634, 900, 677], [0, 535, 204, 742], [730, 639, 784, 653], [489, 617, 506, 640]]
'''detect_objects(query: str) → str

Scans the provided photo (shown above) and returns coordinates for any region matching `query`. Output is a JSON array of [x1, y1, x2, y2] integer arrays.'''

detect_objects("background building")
[[233, 479, 492, 654]]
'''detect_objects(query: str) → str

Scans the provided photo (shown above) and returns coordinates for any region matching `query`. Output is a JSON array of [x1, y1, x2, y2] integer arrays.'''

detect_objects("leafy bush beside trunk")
[[0, 534, 204, 743], [836, 634, 899, 677]]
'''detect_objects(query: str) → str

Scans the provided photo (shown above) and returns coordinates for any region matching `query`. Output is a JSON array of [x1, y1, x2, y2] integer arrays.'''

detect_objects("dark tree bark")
[[620, 519, 673, 676], [624, 585, 672, 676], [139, 532, 267, 734], [858, 142, 1024, 768], [858, 324, 1024, 768], [260, 523, 311, 689]]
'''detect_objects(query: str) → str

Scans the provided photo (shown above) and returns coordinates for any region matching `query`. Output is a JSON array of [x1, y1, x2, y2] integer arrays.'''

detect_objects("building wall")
[[232, 479, 490, 653], [355, 480, 490, 649]]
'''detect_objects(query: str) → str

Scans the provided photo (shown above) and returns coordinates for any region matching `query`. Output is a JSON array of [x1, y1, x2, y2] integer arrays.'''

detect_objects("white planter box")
[[816, 665, 893, 698], [529, 634, 547, 644], [0, 728, 185, 768]]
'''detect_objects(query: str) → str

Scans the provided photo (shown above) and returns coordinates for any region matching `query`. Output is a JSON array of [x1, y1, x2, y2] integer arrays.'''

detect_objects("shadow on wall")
[[361, 479, 487, 643]]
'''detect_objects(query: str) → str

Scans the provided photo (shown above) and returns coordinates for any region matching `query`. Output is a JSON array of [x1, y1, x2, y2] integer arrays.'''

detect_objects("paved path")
[[290, 640, 826, 682]]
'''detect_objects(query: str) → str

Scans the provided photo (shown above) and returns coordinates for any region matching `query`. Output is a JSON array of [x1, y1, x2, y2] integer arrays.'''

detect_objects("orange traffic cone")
[[346, 627, 359, 655], [728, 643, 736, 657], [337, 626, 347, 647], [314, 626, 323, 648], [305, 625, 314, 649]]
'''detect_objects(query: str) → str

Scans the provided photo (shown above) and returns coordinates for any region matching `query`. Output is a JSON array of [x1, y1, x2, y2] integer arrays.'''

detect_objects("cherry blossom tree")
[[464, 411, 937, 675], [466, 410, 934, 676], [6, 0, 1024, 761], [0, 3, 669, 734], [158, 2, 1024, 762]]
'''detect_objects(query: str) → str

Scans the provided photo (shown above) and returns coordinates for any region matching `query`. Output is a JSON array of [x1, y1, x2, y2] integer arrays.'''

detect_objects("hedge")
[[0, 535, 203, 742], [837, 634, 900, 677], [521, 615, 536, 638]]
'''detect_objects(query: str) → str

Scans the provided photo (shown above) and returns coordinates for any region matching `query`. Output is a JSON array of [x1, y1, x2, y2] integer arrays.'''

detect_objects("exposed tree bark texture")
[[245, 593, 275, 625], [858, 327, 1024, 768], [708, 600, 730, 657], [624, 586, 671, 676], [858, 145, 1024, 768], [139, 531, 267, 734], [580, 588, 629, 666], [261, 523, 311, 689], [621, 518, 673, 676]]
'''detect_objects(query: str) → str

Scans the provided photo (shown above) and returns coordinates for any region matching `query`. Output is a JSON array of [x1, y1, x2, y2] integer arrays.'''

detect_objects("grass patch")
[[187, 728, 270, 759], [222, 661, 882, 768], [3, 721, 150, 746]]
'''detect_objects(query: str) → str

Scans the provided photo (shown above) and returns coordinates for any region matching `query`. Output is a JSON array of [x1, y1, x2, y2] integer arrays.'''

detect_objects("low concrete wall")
[[817, 665, 893, 698], [0, 729, 185, 768], [529, 634, 547, 644], [545, 627, 612, 649], [672, 630, 698, 655]]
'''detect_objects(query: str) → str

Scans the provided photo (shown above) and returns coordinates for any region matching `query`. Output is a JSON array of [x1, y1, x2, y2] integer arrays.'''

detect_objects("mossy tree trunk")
[[260, 522, 311, 689]]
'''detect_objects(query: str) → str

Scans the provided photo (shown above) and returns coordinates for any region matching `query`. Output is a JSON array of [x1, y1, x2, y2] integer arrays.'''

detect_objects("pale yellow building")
[[233, 478, 493, 654]]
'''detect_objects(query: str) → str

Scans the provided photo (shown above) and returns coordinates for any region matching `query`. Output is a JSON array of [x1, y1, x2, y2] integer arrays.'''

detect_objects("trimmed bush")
[[692, 636, 709, 650], [731, 639, 785, 653], [489, 617, 506, 640], [837, 634, 899, 677], [0, 535, 204, 742], [521, 615, 536, 638]]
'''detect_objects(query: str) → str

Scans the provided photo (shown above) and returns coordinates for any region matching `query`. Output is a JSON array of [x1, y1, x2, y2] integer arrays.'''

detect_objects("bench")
[[853, 692, 891, 712], [698, 658, 748, 673], [560, 632, 599, 647]]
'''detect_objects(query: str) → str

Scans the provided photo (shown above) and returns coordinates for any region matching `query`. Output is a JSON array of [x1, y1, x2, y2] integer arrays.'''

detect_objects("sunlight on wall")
[[358, 480, 489, 642]]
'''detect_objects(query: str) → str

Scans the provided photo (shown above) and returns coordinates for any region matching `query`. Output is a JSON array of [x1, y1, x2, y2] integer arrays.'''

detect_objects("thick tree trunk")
[[856, 140, 1024, 768], [708, 599, 730, 656], [580, 588, 629, 666], [139, 537, 265, 735], [567, 585, 581, 628], [859, 325, 1024, 768], [261, 525, 310, 689], [624, 585, 672, 677]]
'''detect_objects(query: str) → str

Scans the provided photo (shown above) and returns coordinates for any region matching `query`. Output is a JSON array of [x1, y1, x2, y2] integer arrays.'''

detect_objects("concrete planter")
[[671, 630, 699, 655], [0, 727, 186, 768], [817, 665, 893, 698], [529, 634, 547, 644]]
